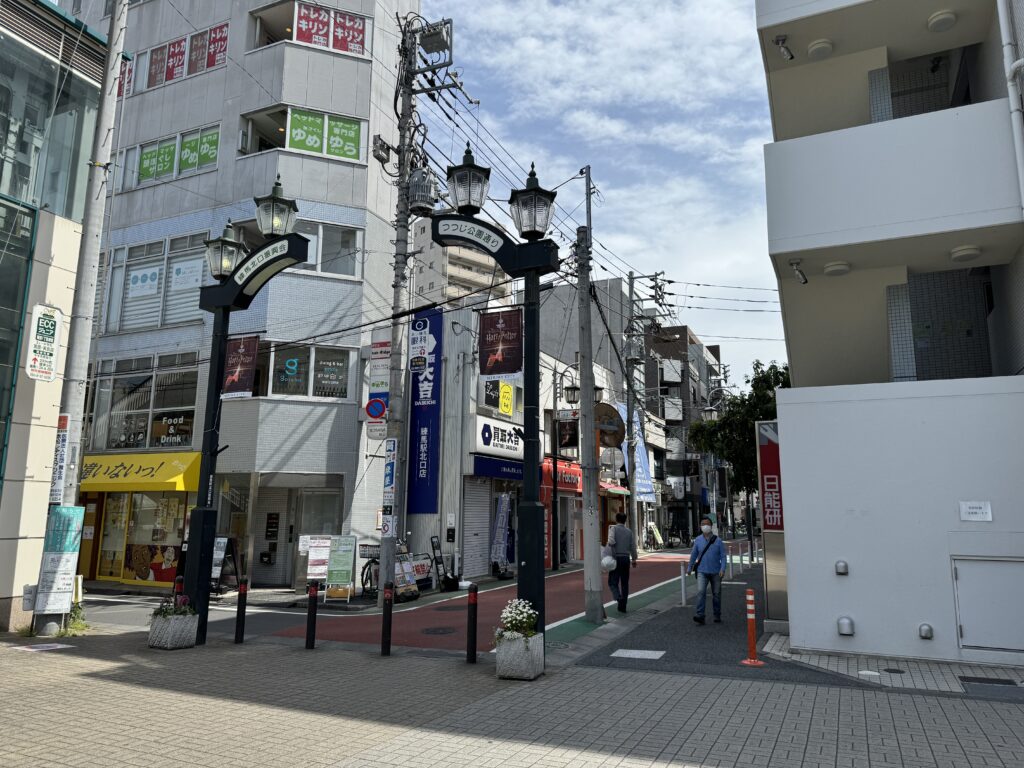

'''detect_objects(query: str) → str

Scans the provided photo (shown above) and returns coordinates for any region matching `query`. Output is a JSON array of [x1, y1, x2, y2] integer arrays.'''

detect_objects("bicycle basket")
[[358, 544, 381, 559]]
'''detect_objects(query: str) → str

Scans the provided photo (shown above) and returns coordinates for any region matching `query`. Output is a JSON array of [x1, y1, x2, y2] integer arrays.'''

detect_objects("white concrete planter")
[[148, 614, 198, 650], [495, 632, 544, 680]]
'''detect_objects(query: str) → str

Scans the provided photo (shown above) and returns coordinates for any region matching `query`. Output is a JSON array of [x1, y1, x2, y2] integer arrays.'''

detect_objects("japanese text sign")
[[757, 420, 784, 531]]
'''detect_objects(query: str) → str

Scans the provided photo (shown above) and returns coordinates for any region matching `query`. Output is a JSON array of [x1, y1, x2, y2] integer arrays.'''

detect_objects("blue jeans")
[[695, 572, 721, 619]]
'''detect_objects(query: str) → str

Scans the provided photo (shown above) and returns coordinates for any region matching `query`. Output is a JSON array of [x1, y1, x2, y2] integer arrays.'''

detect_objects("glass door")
[[293, 489, 343, 588]]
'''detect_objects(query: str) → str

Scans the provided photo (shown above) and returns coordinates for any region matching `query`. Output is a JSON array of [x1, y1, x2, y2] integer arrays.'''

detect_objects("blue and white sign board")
[[615, 403, 656, 503], [366, 327, 391, 441], [35, 506, 85, 614], [406, 309, 442, 515]]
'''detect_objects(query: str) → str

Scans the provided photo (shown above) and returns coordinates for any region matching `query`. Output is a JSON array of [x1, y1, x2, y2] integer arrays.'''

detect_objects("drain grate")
[[882, 668, 905, 674], [546, 641, 570, 650], [421, 627, 456, 635], [959, 676, 1017, 686]]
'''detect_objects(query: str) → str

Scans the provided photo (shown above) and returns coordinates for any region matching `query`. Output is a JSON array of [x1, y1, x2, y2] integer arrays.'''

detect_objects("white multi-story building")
[[63, 0, 416, 591], [759, 0, 1024, 663], [411, 218, 510, 307]]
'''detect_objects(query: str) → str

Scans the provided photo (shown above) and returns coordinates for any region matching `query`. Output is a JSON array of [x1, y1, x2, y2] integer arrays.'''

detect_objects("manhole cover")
[[959, 676, 1016, 686], [882, 668, 905, 674], [421, 627, 456, 635], [433, 605, 465, 612], [546, 641, 570, 650]]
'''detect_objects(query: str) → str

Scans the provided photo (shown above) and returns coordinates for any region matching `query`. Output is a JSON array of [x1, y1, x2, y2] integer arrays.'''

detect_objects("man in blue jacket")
[[687, 517, 727, 625]]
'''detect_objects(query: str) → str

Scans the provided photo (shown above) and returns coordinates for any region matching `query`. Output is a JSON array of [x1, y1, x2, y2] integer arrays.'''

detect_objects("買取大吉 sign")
[[406, 309, 442, 514]]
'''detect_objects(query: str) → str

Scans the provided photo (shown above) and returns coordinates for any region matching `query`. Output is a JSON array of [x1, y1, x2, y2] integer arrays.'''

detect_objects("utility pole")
[[35, 0, 127, 635], [379, 17, 455, 605], [626, 272, 638, 541], [550, 368, 560, 571], [577, 167, 603, 624]]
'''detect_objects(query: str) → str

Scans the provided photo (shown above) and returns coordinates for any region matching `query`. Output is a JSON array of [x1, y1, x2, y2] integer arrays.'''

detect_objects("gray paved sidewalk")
[[4, 629, 1024, 767]]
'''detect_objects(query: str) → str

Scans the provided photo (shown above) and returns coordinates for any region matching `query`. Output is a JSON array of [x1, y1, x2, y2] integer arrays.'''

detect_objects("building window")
[[251, 2, 371, 56], [127, 21, 228, 96], [89, 354, 198, 450], [236, 219, 361, 277], [130, 125, 219, 186], [256, 343, 354, 400]]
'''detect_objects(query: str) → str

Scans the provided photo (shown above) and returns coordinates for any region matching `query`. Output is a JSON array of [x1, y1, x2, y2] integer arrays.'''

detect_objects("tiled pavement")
[[763, 634, 1024, 694], [4, 630, 1024, 768]]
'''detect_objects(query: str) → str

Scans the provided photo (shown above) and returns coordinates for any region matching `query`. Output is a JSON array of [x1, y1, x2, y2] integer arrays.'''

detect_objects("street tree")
[[689, 361, 790, 525]]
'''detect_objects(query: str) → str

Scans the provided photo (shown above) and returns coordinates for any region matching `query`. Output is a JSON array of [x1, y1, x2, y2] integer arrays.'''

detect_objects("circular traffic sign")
[[365, 398, 387, 419]]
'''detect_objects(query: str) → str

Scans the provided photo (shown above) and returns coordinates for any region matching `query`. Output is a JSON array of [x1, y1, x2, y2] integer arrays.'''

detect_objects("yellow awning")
[[80, 452, 201, 492]]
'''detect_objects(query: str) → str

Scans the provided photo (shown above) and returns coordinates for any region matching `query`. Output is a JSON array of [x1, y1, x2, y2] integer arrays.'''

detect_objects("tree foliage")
[[687, 361, 790, 494]]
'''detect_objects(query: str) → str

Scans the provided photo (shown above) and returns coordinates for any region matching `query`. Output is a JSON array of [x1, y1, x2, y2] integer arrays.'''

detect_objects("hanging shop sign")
[[475, 415, 524, 460], [757, 420, 784, 531], [221, 335, 259, 399], [406, 309, 443, 514], [26, 304, 63, 383], [615, 403, 657, 503], [490, 493, 512, 572], [478, 308, 523, 380], [34, 506, 85, 614]]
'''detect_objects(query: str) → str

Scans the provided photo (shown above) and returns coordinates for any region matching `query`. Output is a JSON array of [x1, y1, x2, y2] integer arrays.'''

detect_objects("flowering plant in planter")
[[151, 594, 196, 619], [495, 598, 538, 644]]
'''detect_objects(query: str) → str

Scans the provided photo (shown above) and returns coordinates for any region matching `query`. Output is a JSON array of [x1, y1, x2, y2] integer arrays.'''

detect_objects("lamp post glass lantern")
[[594, 386, 604, 403], [509, 164, 556, 242], [204, 222, 244, 281], [254, 174, 298, 237], [446, 142, 490, 215], [564, 384, 580, 405]]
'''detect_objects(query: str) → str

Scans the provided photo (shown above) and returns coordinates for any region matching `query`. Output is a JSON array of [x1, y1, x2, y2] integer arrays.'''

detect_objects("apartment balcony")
[[663, 396, 684, 422], [766, 99, 1023, 265]]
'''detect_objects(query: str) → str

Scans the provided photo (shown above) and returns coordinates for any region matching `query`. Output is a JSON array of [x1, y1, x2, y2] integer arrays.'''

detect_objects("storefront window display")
[[97, 490, 194, 584]]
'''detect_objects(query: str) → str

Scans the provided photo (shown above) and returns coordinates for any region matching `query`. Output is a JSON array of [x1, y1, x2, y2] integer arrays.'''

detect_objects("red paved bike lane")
[[273, 555, 688, 651]]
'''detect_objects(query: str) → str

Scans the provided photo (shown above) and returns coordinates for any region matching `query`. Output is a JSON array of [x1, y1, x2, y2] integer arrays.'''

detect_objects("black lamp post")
[[183, 176, 309, 646], [431, 145, 559, 638]]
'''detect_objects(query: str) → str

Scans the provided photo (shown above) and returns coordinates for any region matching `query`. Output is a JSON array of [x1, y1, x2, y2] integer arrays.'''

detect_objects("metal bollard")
[[381, 581, 394, 657], [305, 581, 318, 650], [680, 562, 688, 607], [173, 575, 184, 600], [467, 583, 478, 664], [234, 577, 248, 644], [728, 544, 735, 579], [740, 588, 765, 667]]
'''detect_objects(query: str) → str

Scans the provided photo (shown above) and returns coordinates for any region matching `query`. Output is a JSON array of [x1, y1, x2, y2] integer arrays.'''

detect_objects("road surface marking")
[[611, 649, 665, 660]]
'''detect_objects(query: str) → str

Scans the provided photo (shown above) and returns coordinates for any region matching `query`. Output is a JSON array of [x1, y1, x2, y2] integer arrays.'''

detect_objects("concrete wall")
[[988, 246, 1024, 376], [777, 376, 1024, 665], [764, 99, 1021, 255], [0, 213, 80, 630]]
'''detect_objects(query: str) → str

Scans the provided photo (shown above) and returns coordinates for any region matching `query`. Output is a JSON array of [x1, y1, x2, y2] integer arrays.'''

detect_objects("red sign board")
[[757, 420, 784, 531], [165, 37, 187, 82], [332, 11, 366, 54], [541, 458, 583, 493], [206, 23, 229, 68], [187, 30, 209, 76], [295, 3, 330, 48]]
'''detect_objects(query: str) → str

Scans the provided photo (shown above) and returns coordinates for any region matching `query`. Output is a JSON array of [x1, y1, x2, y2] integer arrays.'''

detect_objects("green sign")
[[199, 127, 219, 167], [327, 535, 357, 585], [43, 506, 85, 553], [178, 134, 200, 172], [289, 109, 325, 153], [156, 141, 176, 177], [326, 116, 360, 160], [139, 146, 159, 181]]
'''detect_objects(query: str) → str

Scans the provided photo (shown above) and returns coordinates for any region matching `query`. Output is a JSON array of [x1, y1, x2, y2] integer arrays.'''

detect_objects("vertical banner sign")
[[381, 437, 397, 534], [26, 304, 63, 382], [366, 328, 390, 441], [48, 414, 70, 504], [34, 506, 85, 614], [406, 309, 442, 515], [478, 308, 523, 380], [491, 493, 511, 571], [757, 420, 784, 531], [221, 336, 259, 399], [614, 404, 657, 503], [206, 23, 229, 68], [164, 37, 187, 82]]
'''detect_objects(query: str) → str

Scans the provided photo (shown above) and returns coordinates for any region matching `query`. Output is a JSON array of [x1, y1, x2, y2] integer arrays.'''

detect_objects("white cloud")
[[419, 0, 785, 381]]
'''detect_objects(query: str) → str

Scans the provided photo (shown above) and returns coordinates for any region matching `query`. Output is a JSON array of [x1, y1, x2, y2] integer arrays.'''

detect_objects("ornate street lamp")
[[253, 174, 298, 237], [508, 164, 556, 242], [446, 142, 490, 215], [594, 385, 604, 403], [184, 177, 309, 647], [564, 383, 580, 405], [203, 221, 245, 281]]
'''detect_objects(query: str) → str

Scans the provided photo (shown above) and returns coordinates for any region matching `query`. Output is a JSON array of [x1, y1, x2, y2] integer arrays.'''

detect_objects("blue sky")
[[420, 0, 787, 386]]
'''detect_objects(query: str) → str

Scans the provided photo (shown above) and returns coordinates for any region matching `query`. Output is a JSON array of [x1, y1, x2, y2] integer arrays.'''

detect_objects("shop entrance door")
[[293, 489, 344, 587]]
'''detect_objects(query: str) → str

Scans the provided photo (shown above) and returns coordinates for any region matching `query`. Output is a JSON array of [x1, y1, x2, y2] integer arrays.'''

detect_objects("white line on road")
[[611, 649, 665, 660]]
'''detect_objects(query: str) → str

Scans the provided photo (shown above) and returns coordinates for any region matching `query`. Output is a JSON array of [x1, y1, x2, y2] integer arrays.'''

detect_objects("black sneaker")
[[693, 615, 705, 625], [713, 617, 722, 623], [617, 599, 627, 613]]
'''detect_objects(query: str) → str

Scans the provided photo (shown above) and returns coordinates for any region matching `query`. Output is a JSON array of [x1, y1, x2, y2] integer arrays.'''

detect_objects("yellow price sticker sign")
[[499, 382, 514, 416]]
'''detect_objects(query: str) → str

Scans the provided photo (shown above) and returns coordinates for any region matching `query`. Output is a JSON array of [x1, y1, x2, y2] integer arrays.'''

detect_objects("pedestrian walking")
[[607, 511, 638, 613], [687, 516, 726, 625]]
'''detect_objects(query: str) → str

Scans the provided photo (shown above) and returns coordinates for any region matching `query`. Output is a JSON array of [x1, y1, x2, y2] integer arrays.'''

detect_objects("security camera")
[[789, 259, 808, 285]]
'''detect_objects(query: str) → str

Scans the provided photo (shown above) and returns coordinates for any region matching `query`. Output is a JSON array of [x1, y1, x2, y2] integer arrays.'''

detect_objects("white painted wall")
[[778, 377, 1024, 665], [988, 246, 1024, 375], [765, 98, 1022, 255], [756, 0, 868, 28]]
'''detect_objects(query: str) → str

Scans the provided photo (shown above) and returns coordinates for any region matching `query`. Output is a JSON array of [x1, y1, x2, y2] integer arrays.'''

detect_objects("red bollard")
[[740, 588, 765, 667], [234, 577, 248, 644], [467, 583, 478, 664], [305, 582, 318, 650]]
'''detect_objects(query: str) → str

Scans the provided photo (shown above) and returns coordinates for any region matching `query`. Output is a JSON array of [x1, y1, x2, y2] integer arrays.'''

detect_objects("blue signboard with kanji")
[[406, 308, 443, 514]]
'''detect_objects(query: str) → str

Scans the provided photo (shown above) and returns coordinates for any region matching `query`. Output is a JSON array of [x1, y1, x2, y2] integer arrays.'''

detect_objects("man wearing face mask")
[[687, 516, 727, 625]]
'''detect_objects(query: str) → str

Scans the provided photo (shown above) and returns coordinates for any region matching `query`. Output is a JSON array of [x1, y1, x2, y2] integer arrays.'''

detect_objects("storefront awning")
[[80, 452, 201, 492], [599, 481, 630, 496]]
